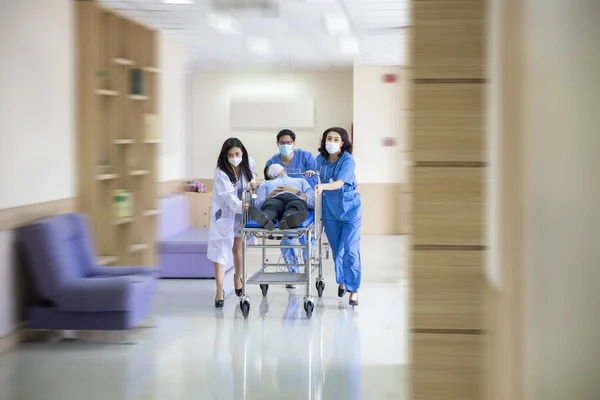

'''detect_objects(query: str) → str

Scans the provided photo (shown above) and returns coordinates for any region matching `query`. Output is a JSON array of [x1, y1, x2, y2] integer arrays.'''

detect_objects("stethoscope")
[[319, 158, 342, 184]]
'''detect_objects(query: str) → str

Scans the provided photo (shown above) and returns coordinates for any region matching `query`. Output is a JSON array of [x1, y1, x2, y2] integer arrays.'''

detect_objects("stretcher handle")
[[242, 186, 256, 226]]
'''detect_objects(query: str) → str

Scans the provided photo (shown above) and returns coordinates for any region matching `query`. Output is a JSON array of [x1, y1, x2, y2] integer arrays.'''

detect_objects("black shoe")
[[338, 284, 346, 298], [215, 290, 225, 309], [285, 284, 298, 289], [235, 276, 243, 297], [349, 293, 359, 307], [249, 206, 275, 230], [279, 210, 309, 230]]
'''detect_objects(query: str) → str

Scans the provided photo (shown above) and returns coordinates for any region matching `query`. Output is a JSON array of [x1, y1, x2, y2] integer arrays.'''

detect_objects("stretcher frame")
[[238, 173, 329, 319]]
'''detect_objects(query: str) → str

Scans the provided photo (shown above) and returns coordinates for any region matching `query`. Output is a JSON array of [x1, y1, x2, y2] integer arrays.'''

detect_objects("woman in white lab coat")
[[207, 137, 256, 308]]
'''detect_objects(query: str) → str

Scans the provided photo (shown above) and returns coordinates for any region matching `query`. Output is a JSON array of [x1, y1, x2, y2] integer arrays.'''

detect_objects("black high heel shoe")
[[338, 284, 346, 298], [235, 276, 243, 297], [349, 293, 359, 307], [215, 290, 225, 309]]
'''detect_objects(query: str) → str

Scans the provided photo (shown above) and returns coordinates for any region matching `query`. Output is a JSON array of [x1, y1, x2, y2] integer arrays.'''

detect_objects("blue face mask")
[[279, 144, 293, 157]]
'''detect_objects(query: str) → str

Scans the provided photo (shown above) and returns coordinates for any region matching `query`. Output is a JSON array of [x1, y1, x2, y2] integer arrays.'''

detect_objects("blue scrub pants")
[[281, 235, 314, 273], [322, 217, 362, 293]]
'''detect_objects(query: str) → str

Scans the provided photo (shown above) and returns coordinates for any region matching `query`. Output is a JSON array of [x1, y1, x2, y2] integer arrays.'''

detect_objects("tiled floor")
[[0, 236, 408, 400]]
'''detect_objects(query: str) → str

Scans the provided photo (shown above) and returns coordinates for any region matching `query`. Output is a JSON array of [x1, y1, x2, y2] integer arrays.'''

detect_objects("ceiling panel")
[[98, 0, 410, 69]]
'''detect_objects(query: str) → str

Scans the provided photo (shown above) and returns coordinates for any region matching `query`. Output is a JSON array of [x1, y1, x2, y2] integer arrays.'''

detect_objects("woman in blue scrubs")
[[308, 127, 362, 306]]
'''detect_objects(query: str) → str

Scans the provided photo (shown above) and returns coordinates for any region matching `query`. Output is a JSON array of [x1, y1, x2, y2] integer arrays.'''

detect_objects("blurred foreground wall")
[[487, 0, 600, 399]]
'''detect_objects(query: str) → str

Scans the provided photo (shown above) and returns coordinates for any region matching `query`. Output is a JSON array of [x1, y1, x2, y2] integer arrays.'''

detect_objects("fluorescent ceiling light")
[[208, 13, 239, 34], [247, 37, 272, 56], [322, 12, 351, 35], [163, 0, 194, 4], [339, 36, 360, 56]]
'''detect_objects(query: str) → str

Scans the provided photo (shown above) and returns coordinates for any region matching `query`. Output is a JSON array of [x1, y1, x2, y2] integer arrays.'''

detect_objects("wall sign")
[[382, 74, 398, 83]]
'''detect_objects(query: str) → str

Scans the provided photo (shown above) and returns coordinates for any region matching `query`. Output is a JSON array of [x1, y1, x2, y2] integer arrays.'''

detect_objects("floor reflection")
[[0, 236, 408, 400]]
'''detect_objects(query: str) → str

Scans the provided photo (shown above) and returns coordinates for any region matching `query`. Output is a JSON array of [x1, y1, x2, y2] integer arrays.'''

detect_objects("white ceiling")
[[98, 0, 410, 70]]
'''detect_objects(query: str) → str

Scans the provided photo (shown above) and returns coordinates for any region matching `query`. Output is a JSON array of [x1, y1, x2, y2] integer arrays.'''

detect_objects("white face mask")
[[325, 142, 341, 155], [228, 157, 242, 167]]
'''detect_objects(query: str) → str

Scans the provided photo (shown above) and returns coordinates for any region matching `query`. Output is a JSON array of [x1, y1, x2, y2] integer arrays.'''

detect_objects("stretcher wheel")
[[240, 300, 250, 319], [260, 284, 269, 297], [316, 280, 325, 298], [304, 300, 314, 319]]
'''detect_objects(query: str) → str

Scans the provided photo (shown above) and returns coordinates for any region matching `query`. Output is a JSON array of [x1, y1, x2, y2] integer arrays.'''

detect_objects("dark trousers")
[[262, 193, 308, 222]]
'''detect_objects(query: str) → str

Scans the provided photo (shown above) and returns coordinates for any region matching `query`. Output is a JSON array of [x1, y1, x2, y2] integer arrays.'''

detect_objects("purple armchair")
[[17, 213, 157, 331]]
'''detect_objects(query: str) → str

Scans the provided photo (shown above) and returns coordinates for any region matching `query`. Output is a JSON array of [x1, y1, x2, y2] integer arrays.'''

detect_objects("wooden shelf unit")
[[76, 2, 159, 267]]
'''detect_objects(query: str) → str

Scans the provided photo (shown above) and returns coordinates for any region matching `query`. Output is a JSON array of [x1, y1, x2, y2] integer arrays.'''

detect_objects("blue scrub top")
[[317, 152, 362, 222], [266, 148, 317, 175]]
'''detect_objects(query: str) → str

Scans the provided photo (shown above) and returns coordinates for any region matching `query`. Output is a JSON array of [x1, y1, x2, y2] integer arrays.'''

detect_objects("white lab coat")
[[207, 157, 256, 266]]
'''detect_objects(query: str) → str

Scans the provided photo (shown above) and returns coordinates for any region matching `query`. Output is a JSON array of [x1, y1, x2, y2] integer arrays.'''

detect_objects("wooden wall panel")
[[399, 182, 412, 235], [411, 1, 487, 398], [413, 167, 484, 202], [0, 199, 77, 231], [414, 0, 486, 20], [413, 203, 483, 246], [402, 109, 413, 153], [158, 180, 183, 197], [412, 333, 482, 400], [413, 167, 484, 246], [414, 84, 484, 162], [413, 251, 484, 330], [185, 192, 212, 229], [413, 2, 485, 80]]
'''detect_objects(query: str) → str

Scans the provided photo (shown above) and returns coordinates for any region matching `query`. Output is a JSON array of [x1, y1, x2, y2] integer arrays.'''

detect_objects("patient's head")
[[263, 165, 272, 181], [266, 164, 285, 180]]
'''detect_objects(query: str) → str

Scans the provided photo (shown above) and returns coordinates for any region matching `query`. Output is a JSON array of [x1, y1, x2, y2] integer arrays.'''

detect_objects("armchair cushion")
[[54, 276, 153, 313], [90, 265, 160, 279]]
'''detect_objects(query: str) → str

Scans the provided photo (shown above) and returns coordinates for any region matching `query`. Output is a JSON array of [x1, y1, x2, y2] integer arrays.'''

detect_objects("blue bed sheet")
[[245, 210, 315, 229]]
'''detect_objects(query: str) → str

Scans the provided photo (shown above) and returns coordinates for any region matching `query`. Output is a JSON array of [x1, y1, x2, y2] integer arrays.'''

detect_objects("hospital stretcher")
[[238, 174, 329, 320]]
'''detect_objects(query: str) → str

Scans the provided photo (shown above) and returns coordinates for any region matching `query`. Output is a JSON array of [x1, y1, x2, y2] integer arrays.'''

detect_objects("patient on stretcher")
[[249, 164, 315, 230]]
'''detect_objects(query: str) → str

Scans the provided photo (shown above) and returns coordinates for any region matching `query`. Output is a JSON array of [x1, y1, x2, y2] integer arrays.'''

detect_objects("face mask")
[[228, 157, 242, 167], [325, 142, 341, 155], [279, 144, 293, 157]]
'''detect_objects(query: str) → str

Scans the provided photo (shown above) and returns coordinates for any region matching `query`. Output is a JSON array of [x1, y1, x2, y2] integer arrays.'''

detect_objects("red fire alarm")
[[383, 74, 398, 83]]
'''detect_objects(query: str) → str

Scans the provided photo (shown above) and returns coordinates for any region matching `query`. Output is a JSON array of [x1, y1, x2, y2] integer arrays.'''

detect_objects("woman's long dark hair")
[[216, 138, 253, 184], [318, 127, 353, 158]]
